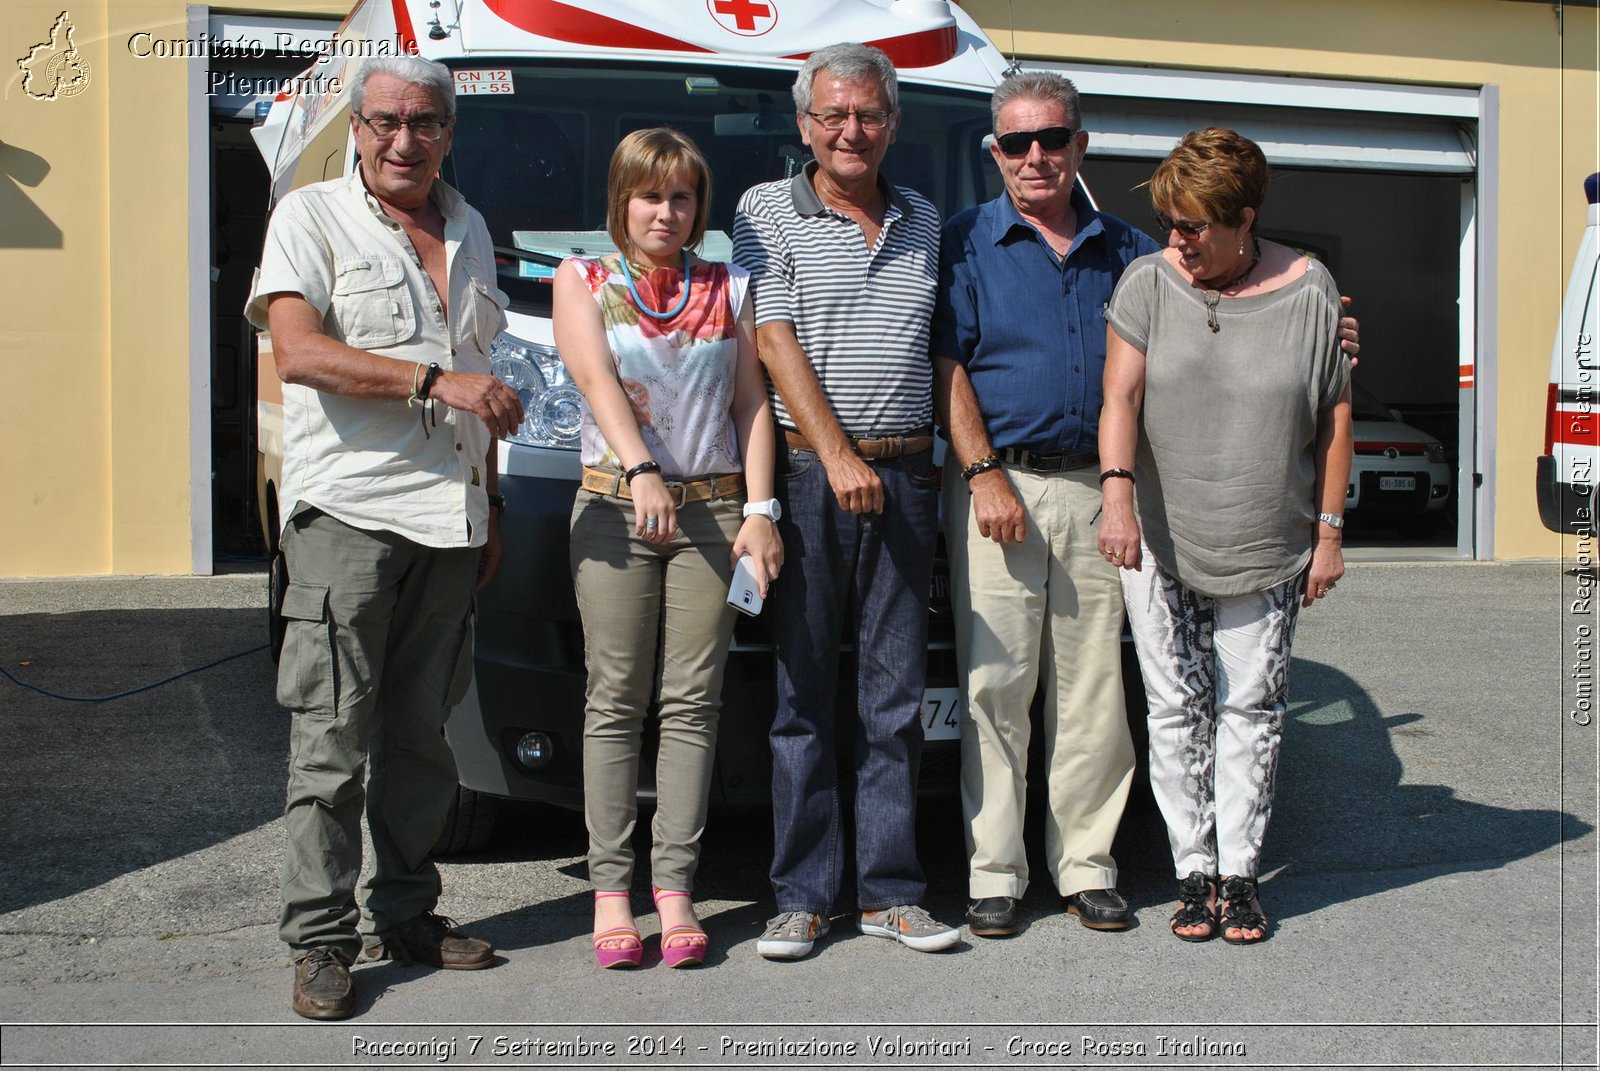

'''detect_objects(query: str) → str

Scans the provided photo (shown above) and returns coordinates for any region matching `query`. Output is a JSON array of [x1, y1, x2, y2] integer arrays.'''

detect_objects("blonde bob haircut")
[[605, 128, 712, 259], [1148, 127, 1269, 232]]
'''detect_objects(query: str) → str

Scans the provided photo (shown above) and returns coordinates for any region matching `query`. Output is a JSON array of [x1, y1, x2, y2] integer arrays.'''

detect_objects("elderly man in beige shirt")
[[245, 54, 522, 1021]]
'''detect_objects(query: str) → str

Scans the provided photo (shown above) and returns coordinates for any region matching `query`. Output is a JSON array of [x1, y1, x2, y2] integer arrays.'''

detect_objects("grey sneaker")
[[757, 911, 829, 960], [858, 904, 961, 952]]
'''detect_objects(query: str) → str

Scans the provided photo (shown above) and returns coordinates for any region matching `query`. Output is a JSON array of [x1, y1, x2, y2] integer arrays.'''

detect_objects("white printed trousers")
[[1120, 552, 1302, 879]]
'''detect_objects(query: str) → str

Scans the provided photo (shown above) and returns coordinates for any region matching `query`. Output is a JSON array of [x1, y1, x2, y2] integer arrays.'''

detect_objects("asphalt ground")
[[0, 562, 1593, 1070]]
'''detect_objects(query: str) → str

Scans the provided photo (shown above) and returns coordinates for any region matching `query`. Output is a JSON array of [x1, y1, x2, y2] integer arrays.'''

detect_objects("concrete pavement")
[[0, 563, 1593, 1068]]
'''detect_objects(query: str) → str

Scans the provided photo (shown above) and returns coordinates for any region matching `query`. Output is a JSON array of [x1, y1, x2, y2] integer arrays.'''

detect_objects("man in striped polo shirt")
[[733, 42, 960, 960]]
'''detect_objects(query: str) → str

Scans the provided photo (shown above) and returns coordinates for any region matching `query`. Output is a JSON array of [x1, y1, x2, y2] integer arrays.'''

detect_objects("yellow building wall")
[[0, 0, 345, 577], [964, 0, 1600, 561]]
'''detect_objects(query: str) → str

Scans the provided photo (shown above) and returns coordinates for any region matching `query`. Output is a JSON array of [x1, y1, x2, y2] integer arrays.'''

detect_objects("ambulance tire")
[[432, 785, 500, 856]]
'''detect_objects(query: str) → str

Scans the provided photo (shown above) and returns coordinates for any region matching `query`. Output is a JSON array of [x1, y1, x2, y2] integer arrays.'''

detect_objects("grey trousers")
[[275, 506, 477, 958], [569, 493, 742, 893]]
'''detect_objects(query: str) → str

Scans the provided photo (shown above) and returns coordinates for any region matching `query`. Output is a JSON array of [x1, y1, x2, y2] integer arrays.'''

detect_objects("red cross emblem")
[[708, 0, 777, 36]]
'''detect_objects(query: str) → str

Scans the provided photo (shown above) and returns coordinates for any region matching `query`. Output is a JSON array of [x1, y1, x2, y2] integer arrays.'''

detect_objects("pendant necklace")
[[619, 251, 692, 320], [1199, 238, 1261, 333]]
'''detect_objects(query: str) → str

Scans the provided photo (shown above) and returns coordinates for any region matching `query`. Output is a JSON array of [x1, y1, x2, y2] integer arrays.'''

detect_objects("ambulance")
[[252, 0, 1140, 850], [1538, 172, 1600, 534]]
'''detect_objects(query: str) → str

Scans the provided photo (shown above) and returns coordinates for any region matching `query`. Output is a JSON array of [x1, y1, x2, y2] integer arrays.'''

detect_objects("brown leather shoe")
[[292, 947, 354, 1020], [366, 912, 494, 970]]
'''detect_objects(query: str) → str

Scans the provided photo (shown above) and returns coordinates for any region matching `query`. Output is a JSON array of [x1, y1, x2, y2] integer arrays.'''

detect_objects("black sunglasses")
[[994, 126, 1077, 157], [1154, 212, 1213, 239]]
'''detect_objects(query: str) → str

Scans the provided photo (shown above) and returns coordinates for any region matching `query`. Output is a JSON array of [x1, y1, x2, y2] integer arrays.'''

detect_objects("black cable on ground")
[[0, 644, 269, 702]]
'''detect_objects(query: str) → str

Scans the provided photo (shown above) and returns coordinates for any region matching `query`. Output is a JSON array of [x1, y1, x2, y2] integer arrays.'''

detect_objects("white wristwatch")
[[743, 498, 782, 522], [1316, 511, 1345, 529]]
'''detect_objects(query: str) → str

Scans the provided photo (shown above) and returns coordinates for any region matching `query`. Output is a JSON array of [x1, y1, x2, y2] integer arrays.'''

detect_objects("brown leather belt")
[[783, 427, 934, 460], [581, 466, 745, 507]]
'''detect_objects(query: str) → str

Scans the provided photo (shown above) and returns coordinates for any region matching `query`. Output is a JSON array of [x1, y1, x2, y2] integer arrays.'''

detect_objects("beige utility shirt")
[[246, 170, 508, 548]]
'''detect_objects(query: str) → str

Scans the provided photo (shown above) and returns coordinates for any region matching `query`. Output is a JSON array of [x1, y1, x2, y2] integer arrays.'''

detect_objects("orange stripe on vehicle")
[[1458, 364, 1474, 388], [393, 0, 418, 53]]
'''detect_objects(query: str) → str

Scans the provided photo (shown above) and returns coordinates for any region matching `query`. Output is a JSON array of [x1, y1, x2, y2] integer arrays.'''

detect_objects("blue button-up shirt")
[[932, 187, 1159, 454]]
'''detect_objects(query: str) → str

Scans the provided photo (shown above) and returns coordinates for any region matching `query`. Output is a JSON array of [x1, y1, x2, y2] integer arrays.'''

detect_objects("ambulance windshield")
[[442, 60, 997, 314]]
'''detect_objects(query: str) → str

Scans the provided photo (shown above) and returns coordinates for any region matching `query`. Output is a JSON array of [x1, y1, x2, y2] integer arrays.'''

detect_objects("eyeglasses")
[[806, 109, 892, 131], [1154, 212, 1212, 239], [355, 112, 451, 141], [994, 126, 1077, 157]]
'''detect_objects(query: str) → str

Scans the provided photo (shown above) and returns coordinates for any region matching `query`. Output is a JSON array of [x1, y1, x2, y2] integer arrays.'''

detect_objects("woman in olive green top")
[[1098, 128, 1353, 946]]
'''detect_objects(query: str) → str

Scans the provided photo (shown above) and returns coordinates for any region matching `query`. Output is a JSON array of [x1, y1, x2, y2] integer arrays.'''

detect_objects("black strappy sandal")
[[1170, 871, 1218, 942], [1219, 875, 1269, 945]]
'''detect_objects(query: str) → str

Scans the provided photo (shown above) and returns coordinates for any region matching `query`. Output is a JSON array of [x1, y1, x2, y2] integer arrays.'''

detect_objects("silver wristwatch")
[[1316, 511, 1345, 529], [743, 498, 782, 522]]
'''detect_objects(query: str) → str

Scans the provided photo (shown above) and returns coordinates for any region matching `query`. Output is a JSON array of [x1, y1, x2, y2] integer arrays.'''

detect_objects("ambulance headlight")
[[491, 334, 583, 448]]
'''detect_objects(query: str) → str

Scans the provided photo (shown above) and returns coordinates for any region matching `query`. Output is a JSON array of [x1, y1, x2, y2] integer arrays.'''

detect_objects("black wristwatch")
[[487, 492, 507, 512]]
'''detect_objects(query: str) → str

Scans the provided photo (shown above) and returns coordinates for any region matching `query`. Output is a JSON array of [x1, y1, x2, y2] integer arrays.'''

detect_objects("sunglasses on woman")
[[1154, 212, 1213, 239], [994, 126, 1077, 157]]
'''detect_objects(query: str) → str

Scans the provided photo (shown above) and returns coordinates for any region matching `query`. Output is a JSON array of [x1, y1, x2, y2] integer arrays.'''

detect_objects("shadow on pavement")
[[0, 608, 285, 915]]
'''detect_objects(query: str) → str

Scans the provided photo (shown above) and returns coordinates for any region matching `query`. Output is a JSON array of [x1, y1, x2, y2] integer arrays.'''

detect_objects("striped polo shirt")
[[732, 164, 938, 437]]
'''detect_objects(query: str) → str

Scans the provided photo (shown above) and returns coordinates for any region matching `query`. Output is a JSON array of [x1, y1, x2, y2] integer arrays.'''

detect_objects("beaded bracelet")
[[960, 453, 1001, 482]]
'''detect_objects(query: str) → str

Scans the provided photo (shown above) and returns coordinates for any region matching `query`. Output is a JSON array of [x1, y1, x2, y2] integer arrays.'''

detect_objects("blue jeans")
[[768, 447, 939, 914]]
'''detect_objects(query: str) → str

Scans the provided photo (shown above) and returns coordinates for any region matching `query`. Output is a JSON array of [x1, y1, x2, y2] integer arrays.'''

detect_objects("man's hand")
[[431, 371, 525, 440], [823, 450, 884, 514], [475, 514, 504, 591], [969, 468, 1025, 543], [1338, 295, 1360, 365]]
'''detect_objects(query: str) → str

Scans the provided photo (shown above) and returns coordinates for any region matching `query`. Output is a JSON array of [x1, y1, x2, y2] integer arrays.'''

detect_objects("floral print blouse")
[[566, 254, 750, 479]]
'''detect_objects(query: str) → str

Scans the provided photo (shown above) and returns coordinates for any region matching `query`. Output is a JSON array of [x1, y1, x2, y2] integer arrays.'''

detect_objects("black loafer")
[[1064, 888, 1131, 931], [966, 896, 1018, 937]]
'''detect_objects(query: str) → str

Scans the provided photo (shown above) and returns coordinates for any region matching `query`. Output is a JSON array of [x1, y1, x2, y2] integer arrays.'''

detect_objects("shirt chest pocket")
[[331, 255, 416, 348], [465, 276, 507, 360]]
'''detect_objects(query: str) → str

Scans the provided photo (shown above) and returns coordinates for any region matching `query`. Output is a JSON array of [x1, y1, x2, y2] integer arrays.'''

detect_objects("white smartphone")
[[726, 554, 764, 617]]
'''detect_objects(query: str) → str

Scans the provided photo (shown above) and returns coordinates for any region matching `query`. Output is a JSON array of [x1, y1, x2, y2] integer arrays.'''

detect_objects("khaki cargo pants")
[[275, 506, 477, 959]]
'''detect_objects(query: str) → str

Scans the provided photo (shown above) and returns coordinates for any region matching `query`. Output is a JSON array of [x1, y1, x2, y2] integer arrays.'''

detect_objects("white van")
[[1538, 172, 1600, 533]]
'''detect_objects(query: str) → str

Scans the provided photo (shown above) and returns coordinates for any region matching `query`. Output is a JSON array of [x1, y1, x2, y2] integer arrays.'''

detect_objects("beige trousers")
[[944, 462, 1134, 899], [570, 492, 743, 893]]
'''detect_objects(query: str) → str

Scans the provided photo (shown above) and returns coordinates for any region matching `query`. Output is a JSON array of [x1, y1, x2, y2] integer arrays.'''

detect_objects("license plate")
[[1379, 475, 1417, 491], [921, 687, 963, 741]]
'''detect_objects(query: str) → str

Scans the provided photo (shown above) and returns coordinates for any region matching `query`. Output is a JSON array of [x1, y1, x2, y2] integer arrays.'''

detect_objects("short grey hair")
[[349, 55, 456, 119], [792, 42, 899, 116], [990, 70, 1080, 132]]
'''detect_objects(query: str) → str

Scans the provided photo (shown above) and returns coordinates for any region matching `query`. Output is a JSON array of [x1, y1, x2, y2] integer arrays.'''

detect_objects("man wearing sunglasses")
[[247, 55, 523, 1019], [933, 73, 1359, 941], [932, 71, 1157, 940]]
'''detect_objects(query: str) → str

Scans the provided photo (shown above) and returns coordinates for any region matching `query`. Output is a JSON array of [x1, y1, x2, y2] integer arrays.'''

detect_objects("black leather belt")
[[1000, 448, 1098, 473]]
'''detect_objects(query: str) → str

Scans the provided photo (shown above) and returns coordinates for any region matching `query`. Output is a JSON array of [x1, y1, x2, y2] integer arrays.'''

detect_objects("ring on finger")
[[645, 517, 659, 529]]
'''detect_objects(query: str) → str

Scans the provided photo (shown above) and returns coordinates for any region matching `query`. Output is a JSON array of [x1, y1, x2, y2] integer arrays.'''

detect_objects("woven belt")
[[1000, 447, 1099, 473], [783, 427, 934, 460], [580, 466, 745, 507]]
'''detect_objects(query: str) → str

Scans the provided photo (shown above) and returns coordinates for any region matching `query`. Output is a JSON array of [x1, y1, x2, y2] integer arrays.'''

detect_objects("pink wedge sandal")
[[593, 890, 643, 969], [652, 887, 707, 969]]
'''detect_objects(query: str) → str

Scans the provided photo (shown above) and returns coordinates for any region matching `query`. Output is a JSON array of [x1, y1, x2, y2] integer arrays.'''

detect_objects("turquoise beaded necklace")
[[618, 251, 692, 321]]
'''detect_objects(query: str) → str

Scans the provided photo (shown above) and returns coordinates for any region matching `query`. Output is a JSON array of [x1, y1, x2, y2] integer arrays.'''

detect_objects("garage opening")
[[206, 15, 339, 563]]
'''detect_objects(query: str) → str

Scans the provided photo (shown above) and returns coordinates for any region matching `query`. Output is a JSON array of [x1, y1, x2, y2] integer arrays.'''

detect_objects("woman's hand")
[[732, 516, 784, 597], [1303, 538, 1344, 607], [1098, 498, 1143, 570], [629, 473, 678, 544]]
